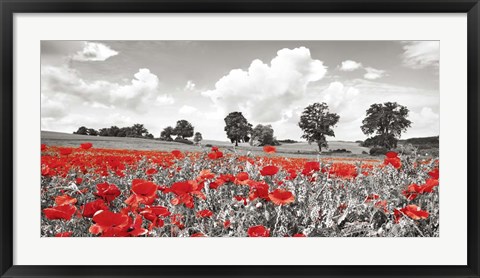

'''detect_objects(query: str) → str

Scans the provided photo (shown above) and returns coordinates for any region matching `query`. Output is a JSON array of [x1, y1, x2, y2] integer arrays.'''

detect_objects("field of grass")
[[41, 131, 373, 160]]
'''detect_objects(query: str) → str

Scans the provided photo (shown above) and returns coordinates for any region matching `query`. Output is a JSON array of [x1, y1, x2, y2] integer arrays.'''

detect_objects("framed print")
[[1, 1, 479, 278]]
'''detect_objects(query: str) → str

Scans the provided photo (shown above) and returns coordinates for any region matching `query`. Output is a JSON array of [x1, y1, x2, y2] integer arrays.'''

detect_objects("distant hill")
[[399, 136, 439, 145]]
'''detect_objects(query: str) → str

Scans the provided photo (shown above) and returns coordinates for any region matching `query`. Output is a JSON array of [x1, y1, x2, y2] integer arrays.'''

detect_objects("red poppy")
[[198, 169, 215, 180], [211, 146, 219, 152], [429, 168, 439, 180], [421, 178, 439, 193], [384, 153, 401, 169], [55, 231, 73, 237], [75, 177, 83, 184], [208, 151, 223, 159], [81, 199, 109, 218], [41, 144, 47, 151], [393, 208, 402, 223], [59, 148, 73, 156], [171, 150, 183, 159], [260, 165, 279, 176], [293, 233, 306, 237], [196, 209, 213, 218], [209, 180, 223, 190], [140, 206, 170, 228], [236, 172, 249, 182], [224, 220, 231, 229], [329, 163, 357, 179], [166, 180, 205, 209], [80, 142, 93, 150], [374, 200, 388, 213], [146, 168, 158, 175], [95, 182, 121, 203], [302, 161, 320, 176], [247, 225, 270, 237], [263, 145, 276, 153], [399, 205, 429, 220], [125, 179, 158, 207], [234, 195, 248, 205], [55, 194, 77, 206], [43, 205, 77, 221], [364, 194, 380, 203], [89, 210, 130, 237], [126, 214, 148, 237], [191, 232, 206, 237], [248, 181, 269, 201], [268, 189, 295, 205], [219, 174, 235, 183]]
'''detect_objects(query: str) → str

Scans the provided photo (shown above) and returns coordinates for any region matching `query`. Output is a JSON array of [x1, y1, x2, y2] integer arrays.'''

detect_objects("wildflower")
[[247, 225, 270, 237], [268, 189, 295, 205]]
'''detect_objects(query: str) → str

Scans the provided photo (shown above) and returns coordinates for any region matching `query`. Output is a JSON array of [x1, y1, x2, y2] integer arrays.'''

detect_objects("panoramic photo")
[[40, 40, 439, 237]]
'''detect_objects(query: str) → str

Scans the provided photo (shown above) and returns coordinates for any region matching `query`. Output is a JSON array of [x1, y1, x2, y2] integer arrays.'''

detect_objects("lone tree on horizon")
[[193, 132, 203, 144], [298, 102, 340, 152], [173, 120, 194, 139], [160, 126, 175, 141], [361, 102, 412, 149], [224, 112, 252, 146]]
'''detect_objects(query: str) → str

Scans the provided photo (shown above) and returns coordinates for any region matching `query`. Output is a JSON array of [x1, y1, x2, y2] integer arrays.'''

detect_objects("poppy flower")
[[374, 200, 388, 213], [260, 165, 279, 176], [248, 181, 269, 201], [55, 231, 73, 237], [209, 180, 223, 190], [224, 220, 231, 229], [263, 145, 276, 153], [75, 177, 83, 184], [329, 163, 357, 179], [268, 189, 295, 205], [393, 208, 402, 223], [89, 210, 130, 237], [140, 206, 171, 228], [247, 225, 270, 237], [191, 232, 206, 237], [80, 142, 93, 150], [95, 182, 121, 203], [198, 169, 215, 180], [211, 146, 219, 152], [125, 179, 158, 207], [302, 161, 320, 176], [41, 144, 47, 151], [43, 205, 77, 221], [55, 194, 77, 206], [171, 150, 183, 159], [81, 199, 109, 218], [429, 168, 439, 180], [208, 151, 223, 159], [59, 148, 73, 156], [364, 194, 380, 203], [126, 214, 148, 237], [196, 209, 213, 218], [219, 174, 235, 183], [384, 153, 401, 169], [166, 180, 205, 209], [146, 168, 158, 175], [421, 178, 439, 193], [293, 233, 306, 237], [236, 172, 249, 182], [399, 205, 429, 220]]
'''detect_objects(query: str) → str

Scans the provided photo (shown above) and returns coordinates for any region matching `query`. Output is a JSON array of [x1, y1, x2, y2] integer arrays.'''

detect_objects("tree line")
[[74, 101, 412, 152]]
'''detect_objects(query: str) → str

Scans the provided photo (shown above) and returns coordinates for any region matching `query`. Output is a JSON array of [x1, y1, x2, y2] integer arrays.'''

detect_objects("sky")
[[41, 40, 439, 141]]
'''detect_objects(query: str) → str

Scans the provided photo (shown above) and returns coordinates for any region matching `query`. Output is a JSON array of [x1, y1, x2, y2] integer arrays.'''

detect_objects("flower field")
[[41, 143, 439, 237]]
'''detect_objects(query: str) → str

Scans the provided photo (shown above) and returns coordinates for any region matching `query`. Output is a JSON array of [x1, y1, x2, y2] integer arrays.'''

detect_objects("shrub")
[[370, 146, 388, 156], [174, 137, 194, 145]]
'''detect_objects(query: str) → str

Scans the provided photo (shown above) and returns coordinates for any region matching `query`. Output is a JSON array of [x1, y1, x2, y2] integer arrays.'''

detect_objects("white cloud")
[[401, 41, 439, 69], [363, 67, 386, 80], [339, 60, 362, 71], [201, 47, 327, 123], [42, 66, 167, 112], [71, 42, 119, 62], [179, 105, 198, 114], [184, 80, 196, 91]]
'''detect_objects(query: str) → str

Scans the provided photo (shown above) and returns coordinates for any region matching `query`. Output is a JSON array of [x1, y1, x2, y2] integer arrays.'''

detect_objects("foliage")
[[74, 126, 98, 136], [250, 124, 278, 146], [298, 102, 340, 152], [160, 126, 175, 141], [224, 112, 253, 146], [173, 120, 195, 139], [193, 132, 203, 144], [361, 102, 412, 149], [370, 146, 389, 156]]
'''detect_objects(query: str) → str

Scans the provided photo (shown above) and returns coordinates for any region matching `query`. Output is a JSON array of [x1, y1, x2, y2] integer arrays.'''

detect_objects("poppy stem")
[[273, 205, 282, 236]]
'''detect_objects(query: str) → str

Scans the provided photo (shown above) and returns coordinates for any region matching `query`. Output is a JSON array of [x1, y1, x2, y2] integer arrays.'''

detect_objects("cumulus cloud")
[[201, 47, 327, 123], [184, 80, 196, 91], [179, 105, 198, 114], [41, 66, 169, 113], [71, 42, 119, 62], [363, 67, 386, 80], [401, 41, 439, 69], [339, 60, 362, 71]]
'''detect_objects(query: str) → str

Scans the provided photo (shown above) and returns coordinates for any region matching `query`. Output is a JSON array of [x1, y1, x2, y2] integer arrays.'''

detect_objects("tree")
[[74, 126, 88, 135], [224, 112, 253, 146], [160, 126, 175, 141], [251, 124, 277, 146], [130, 124, 148, 138], [361, 102, 412, 149], [86, 128, 98, 136], [173, 120, 194, 139], [193, 132, 203, 144], [298, 102, 340, 152]]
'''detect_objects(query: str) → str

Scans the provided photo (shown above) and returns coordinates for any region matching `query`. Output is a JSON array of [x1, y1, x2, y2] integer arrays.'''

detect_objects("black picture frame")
[[1, 1, 479, 277]]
